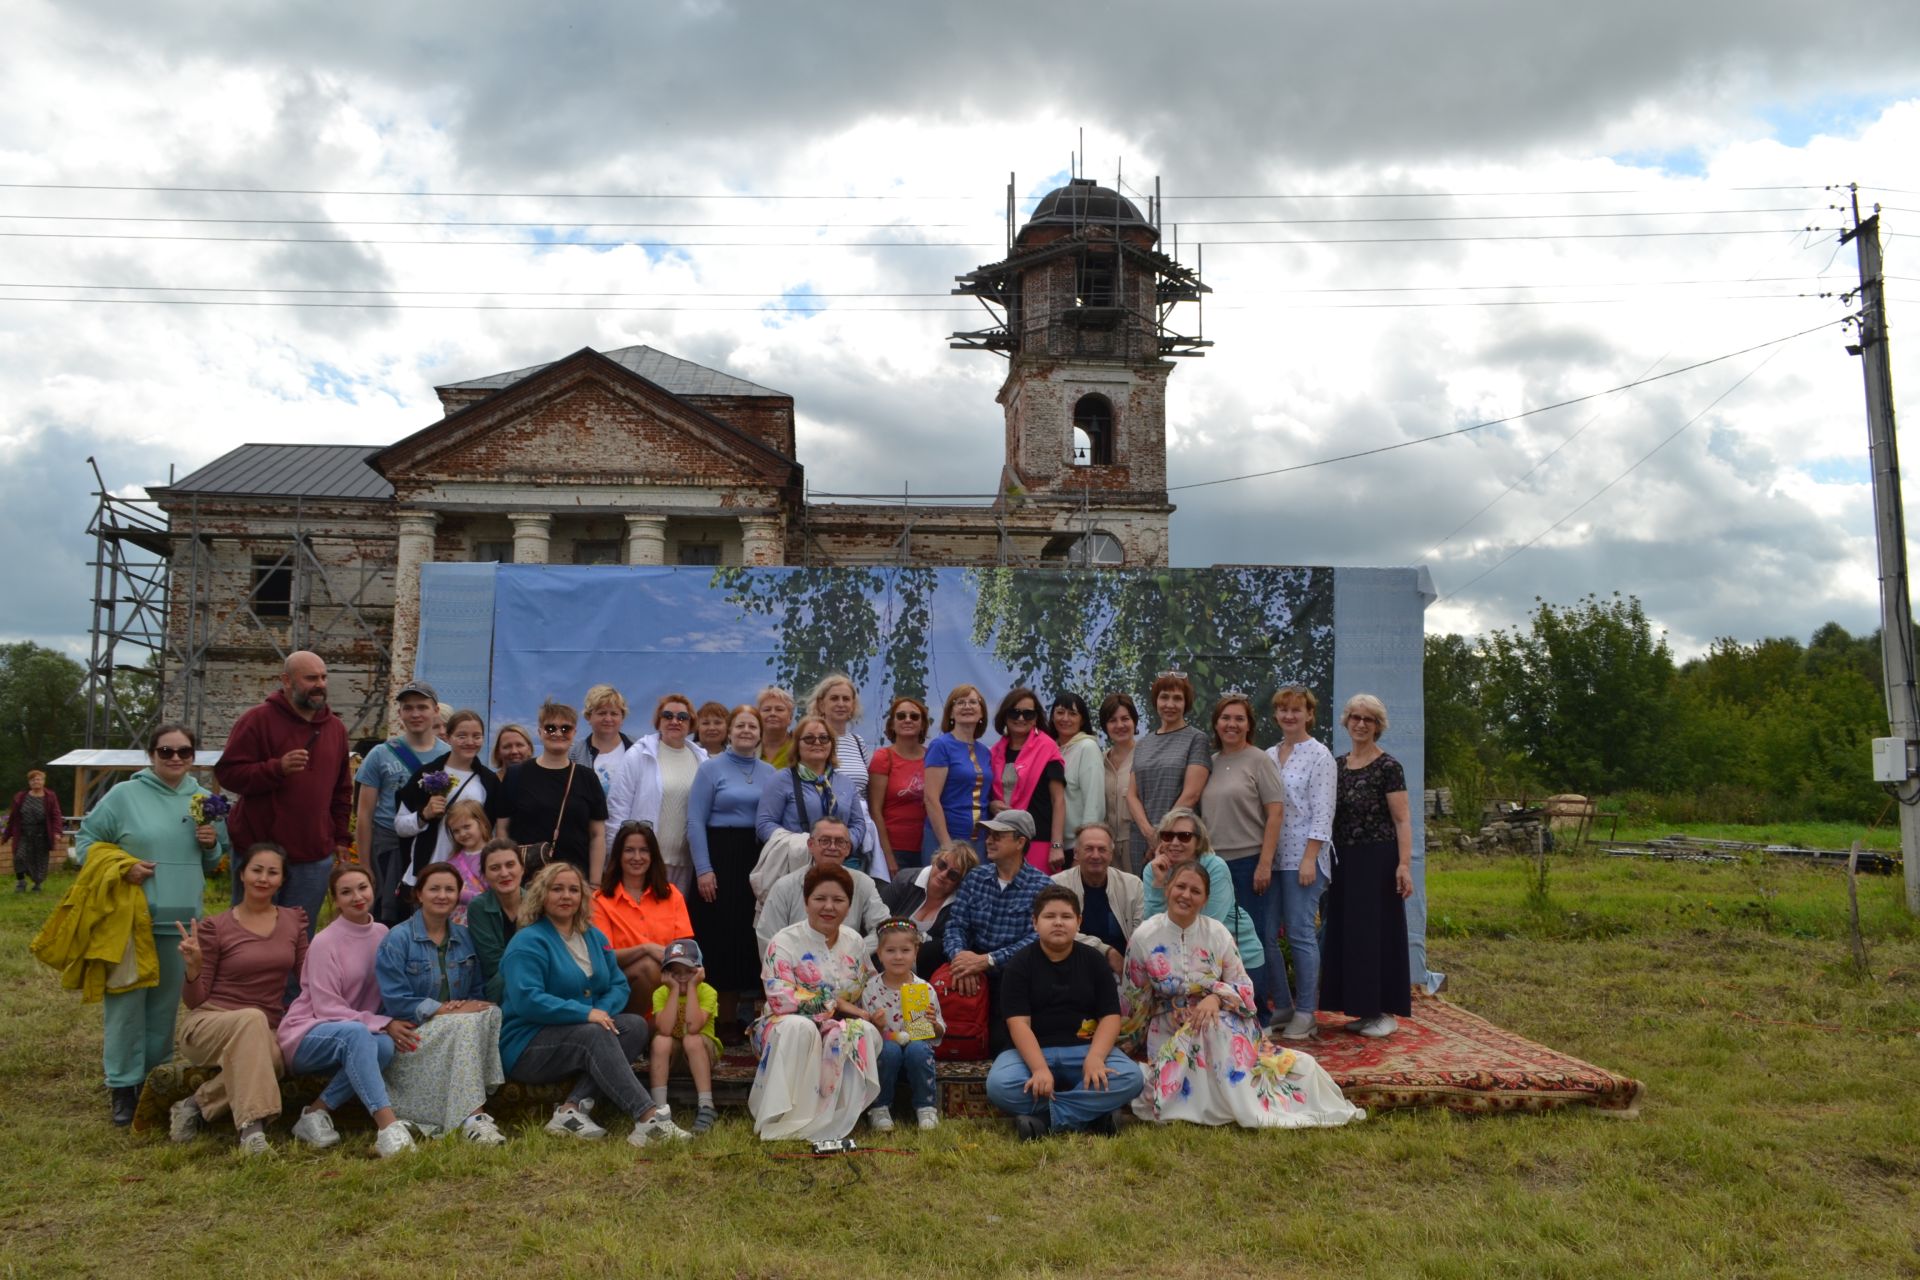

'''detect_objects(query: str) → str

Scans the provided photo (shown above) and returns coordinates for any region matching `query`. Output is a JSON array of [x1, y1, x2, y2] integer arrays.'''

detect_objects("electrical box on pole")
[[1842, 188, 1920, 915]]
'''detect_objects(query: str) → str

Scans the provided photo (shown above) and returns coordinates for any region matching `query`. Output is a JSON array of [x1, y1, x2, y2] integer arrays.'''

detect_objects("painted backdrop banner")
[[415, 562, 1433, 975]]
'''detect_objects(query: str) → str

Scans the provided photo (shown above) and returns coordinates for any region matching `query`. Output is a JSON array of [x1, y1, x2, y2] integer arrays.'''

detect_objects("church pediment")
[[373, 347, 799, 490]]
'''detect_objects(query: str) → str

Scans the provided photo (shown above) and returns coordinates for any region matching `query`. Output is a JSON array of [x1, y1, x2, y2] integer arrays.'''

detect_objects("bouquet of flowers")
[[419, 770, 452, 796], [187, 792, 231, 826]]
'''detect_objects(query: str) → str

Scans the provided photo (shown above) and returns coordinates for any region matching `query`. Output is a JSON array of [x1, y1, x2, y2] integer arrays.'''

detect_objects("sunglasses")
[[152, 746, 195, 761], [542, 723, 575, 737], [659, 710, 692, 723], [798, 734, 834, 746], [894, 710, 924, 721], [1348, 714, 1381, 726], [1160, 829, 1198, 843], [933, 861, 961, 879], [1007, 707, 1039, 721]]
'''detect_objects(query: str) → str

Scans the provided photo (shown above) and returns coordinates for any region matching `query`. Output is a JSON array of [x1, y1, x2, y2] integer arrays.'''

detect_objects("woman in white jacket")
[[605, 693, 709, 895]]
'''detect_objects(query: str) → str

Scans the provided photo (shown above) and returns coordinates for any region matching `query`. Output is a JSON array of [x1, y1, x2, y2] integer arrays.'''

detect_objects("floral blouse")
[[761, 921, 868, 1025], [1120, 911, 1258, 1041], [1332, 752, 1406, 846]]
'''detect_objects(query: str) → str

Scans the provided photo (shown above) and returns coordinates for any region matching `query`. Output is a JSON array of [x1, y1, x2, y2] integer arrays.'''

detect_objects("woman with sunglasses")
[[989, 688, 1067, 872], [1139, 807, 1268, 997], [754, 714, 871, 850], [491, 700, 608, 881], [879, 840, 982, 977], [868, 696, 931, 878], [1320, 694, 1414, 1038], [68, 723, 230, 1125], [606, 693, 710, 896]]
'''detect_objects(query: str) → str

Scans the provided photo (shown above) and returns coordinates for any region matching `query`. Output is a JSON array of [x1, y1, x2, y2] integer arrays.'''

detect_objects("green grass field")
[[1595, 819, 1903, 853], [2, 852, 1917, 1279]]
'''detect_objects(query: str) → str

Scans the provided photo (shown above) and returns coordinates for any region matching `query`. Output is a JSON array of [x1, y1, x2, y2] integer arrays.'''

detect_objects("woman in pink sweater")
[[275, 863, 419, 1158]]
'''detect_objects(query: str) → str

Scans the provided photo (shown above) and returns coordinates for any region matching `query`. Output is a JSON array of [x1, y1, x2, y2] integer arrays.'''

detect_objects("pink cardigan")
[[990, 730, 1065, 870], [276, 916, 390, 1061]]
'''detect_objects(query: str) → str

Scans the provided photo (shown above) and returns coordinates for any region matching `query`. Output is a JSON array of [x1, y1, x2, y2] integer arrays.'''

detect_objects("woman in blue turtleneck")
[[685, 704, 776, 1039]]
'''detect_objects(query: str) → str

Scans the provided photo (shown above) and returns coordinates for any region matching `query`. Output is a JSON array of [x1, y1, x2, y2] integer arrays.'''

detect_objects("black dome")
[[1025, 178, 1150, 231]]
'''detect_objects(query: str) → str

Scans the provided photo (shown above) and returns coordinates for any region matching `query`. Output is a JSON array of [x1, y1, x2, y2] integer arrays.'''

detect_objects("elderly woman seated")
[[1121, 860, 1362, 1130]]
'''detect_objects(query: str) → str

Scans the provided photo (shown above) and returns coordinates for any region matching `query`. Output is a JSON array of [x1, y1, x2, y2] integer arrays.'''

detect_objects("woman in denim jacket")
[[374, 862, 507, 1142]]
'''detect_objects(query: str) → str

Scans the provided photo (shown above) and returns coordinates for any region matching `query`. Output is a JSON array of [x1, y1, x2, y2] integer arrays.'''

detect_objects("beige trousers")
[[176, 1006, 286, 1128]]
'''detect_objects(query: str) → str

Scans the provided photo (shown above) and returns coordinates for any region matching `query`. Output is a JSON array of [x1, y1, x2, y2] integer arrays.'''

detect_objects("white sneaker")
[[374, 1121, 416, 1158], [168, 1097, 204, 1143], [461, 1112, 507, 1146], [866, 1106, 895, 1133], [1279, 1011, 1318, 1041], [916, 1107, 940, 1131], [1356, 1014, 1399, 1038], [237, 1129, 274, 1157], [627, 1108, 693, 1147], [290, 1108, 341, 1149], [545, 1105, 607, 1140]]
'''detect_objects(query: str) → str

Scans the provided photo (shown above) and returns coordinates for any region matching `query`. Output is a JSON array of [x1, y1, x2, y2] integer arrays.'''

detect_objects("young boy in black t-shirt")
[[984, 885, 1144, 1138]]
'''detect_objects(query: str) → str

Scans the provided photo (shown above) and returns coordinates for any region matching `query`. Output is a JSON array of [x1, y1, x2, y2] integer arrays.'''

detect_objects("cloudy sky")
[[4, 1, 1919, 663]]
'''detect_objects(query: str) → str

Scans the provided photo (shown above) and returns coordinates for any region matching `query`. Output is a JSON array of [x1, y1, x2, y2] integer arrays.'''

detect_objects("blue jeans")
[[289, 1021, 395, 1114], [985, 1045, 1144, 1132], [1272, 866, 1328, 1016], [876, 1039, 937, 1111], [1225, 855, 1281, 1022]]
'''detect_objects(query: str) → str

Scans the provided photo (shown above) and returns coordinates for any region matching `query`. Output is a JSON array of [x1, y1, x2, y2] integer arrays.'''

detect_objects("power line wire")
[[1438, 347, 1786, 602], [0, 225, 1827, 249], [0, 180, 1831, 200], [1165, 316, 1847, 493]]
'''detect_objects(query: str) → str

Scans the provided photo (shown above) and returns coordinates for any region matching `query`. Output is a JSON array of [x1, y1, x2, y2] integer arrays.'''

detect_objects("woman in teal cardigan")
[[1139, 806, 1267, 984], [70, 723, 230, 1125], [499, 861, 691, 1147]]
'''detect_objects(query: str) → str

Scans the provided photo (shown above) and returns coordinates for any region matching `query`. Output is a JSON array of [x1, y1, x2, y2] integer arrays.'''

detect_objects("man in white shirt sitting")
[[755, 816, 890, 950]]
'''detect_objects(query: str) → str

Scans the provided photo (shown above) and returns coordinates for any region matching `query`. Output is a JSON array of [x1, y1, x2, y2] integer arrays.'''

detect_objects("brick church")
[[150, 178, 1210, 740]]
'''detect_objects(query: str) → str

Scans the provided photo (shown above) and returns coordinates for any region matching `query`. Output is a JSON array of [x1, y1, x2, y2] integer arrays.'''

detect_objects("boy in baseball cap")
[[649, 938, 722, 1134]]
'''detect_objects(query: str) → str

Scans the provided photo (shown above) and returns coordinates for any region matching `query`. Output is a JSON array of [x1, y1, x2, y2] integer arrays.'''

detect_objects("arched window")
[[1073, 532, 1126, 567], [1072, 394, 1114, 465]]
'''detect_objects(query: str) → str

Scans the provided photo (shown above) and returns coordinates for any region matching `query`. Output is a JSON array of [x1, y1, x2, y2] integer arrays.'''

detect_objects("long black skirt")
[[686, 825, 763, 992], [1318, 838, 1412, 1019]]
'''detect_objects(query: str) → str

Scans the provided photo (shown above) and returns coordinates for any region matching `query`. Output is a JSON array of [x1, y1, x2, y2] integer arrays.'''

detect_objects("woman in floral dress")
[[1122, 861, 1361, 1130], [749, 863, 881, 1141]]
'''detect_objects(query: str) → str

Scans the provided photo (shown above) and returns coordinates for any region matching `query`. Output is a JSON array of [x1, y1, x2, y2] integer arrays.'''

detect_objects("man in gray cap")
[[941, 809, 1051, 1055], [356, 679, 450, 924]]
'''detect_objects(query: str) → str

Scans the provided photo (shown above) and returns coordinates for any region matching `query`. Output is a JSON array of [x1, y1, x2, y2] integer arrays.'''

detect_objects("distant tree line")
[[1427, 594, 1899, 823]]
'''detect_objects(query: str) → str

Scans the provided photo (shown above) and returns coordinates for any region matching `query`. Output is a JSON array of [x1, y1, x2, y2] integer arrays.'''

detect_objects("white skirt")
[[748, 1014, 881, 1142]]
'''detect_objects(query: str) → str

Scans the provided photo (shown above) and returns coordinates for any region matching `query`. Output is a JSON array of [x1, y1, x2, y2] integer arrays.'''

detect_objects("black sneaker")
[[110, 1086, 139, 1127], [1085, 1112, 1119, 1137], [1015, 1114, 1051, 1142]]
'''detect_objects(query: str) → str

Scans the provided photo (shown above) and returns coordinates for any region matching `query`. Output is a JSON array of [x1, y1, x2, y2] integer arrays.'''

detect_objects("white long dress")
[[748, 921, 881, 1141], [1122, 912, 1362, 1130]]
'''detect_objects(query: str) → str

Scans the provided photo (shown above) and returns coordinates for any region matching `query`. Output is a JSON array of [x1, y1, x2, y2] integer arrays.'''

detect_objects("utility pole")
[[1843, 185, 1920, 914]]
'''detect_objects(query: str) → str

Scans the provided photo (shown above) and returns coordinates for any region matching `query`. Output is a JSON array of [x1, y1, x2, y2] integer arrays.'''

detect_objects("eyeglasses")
[[659, 710, 691, 723], [1007, 707, 1039, 721], [1160, 829, 1198, 843], [893, 710, 924, 721], [152, 746, 194, 761], [542, 723, 575, 737], [814, 836, 852, 849], [1348, 714, 1381, 726], [798, 734, 833, 746]]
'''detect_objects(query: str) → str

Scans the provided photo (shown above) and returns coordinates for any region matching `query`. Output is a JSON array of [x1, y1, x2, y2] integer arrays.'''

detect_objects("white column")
[[509, 512, 551, 565], [388, 509, 439, 724], [626, 514, 668, 565], [740, 515, 784, 566]]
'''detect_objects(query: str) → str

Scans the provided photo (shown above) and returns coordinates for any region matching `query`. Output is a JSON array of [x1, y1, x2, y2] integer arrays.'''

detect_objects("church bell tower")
[[951, 175, 1209, 567]]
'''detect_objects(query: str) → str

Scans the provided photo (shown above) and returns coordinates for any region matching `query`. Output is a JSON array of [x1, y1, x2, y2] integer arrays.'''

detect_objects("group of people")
[[40, 647, 1418, 1150]]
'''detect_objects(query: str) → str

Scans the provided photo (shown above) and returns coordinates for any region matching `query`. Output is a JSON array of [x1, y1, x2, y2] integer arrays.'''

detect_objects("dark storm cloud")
[[65, 1, 1920, 184]]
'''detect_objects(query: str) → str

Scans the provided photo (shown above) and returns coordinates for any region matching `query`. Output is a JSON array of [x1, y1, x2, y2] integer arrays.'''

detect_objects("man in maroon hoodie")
[[215, 650, 352, 933]]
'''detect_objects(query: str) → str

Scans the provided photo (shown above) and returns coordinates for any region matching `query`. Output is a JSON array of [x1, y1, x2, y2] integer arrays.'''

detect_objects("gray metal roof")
[[439, 344, 786, 398], [160, 444, 393, 501]]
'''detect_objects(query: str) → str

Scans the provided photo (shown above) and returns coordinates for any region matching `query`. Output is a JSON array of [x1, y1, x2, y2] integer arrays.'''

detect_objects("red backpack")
[[930, 962, 989, 1061]]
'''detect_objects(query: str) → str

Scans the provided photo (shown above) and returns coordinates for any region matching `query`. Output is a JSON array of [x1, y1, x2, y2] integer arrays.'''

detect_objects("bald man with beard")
[[214, 651, 353, 933]]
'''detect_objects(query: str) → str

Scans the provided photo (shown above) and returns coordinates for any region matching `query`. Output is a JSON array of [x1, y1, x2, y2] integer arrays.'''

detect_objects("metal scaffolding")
[[84, 457, 173, 750], [84, 463, 398, 748]]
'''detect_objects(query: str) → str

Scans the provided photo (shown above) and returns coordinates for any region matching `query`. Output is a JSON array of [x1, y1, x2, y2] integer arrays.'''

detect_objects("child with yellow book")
[[862, 918, 946, 1131]]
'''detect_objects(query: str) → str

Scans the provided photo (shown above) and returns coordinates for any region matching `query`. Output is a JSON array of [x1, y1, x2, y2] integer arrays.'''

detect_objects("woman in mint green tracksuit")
[[71, 723, 229, 1125]]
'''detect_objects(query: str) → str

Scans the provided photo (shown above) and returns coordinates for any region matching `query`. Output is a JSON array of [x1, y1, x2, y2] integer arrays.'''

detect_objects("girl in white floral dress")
[[1122, 862, 1362, 1130]]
